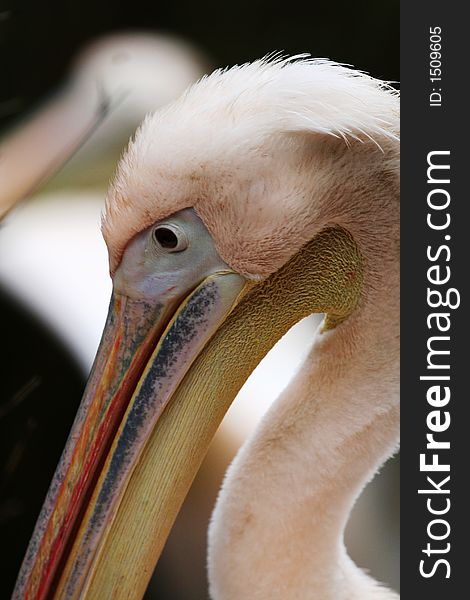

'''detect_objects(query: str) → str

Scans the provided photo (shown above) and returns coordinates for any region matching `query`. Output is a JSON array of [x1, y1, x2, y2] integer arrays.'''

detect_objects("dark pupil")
[[154, 227, 178, 249]]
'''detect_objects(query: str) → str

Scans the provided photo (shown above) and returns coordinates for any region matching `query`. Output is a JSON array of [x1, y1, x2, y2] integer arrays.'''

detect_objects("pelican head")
[[14, 57, 399, 600]]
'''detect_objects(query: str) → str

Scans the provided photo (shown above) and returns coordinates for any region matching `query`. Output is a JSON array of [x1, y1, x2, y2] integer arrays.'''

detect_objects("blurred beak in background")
[[0, 32, 207, 220]]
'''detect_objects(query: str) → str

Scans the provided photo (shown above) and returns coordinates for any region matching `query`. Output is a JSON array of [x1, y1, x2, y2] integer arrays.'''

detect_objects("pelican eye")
[[153, 224, 188, 252]]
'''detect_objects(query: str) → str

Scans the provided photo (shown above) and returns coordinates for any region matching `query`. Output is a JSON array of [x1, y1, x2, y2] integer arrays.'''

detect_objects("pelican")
[[12, 56, 399, 599]]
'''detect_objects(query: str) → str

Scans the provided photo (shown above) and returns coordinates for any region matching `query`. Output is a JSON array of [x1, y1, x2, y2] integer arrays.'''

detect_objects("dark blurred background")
[[0, 0, 398, 132], [0, 1, 399, 598]]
